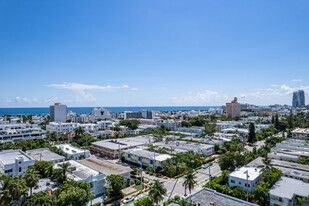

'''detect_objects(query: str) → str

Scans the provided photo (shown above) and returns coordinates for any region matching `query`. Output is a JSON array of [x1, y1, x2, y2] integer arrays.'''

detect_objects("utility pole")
[[153, 151, 156, 174], [244, 170, 249, 202], [140, 161, 143, 191]]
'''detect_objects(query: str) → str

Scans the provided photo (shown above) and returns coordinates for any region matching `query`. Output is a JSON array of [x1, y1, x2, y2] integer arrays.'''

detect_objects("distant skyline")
[[1, 0, 309, 107]]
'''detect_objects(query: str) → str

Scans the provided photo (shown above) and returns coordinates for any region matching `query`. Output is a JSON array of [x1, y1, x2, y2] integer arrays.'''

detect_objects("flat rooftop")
[[79, 158, 132, 176], [0, 150, 34, 165], [54, 160, 100, 181], [292, 128, 309, 134], [125, 149, 172, 161], [229, 166, 261, 181], [26, 148, 65, 162], [269, 177, 309, 199], [55, 144, 86, 154], [187, 188, 256, 206], [92, 138, 146, 150]]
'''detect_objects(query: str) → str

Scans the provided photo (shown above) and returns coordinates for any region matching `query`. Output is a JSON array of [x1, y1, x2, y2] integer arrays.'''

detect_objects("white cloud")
[[172, 90, 229, 106], [46, 82, 131, 91], [291, 79, 302, 82], [46, 82, 137, 103]]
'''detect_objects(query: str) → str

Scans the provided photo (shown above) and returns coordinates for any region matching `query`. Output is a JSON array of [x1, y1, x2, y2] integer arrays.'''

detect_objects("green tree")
[[258, 156, 273, 173], [8, 176, 28, 206], [119, 120, 140, 130], [134, 197, 155, 206], [203, 121, 218, 136], [24, 168, 41, 196], [274, 114, 280, 131], [31, 161, 54, 178], [55, 181, 94, 206], [181, 121, 192, 128], [74, 126, 85, 138], [47, 131, 59, 142], [248, 122, 256, 143], [0, 175, 12, 206], [231, 187, 246, 200], [253, 182, 270, 206], [297, 195, 309, 206], [183, 172, 197, 196], [23, 191, 56, 206], [106, 175, 126, 197], [55, 162, 75, 183], [149, 180, 167, 205]]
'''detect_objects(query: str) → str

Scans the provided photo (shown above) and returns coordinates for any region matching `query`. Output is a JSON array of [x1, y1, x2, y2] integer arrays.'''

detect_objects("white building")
[[154, 141, 215, 157], [50, 103, 67, 122], [0, 150, 35, 177], [46, 122, 78, 134], [55, 144, 90, 160], [54, 160, 106, 196], [269, 177, 309, 206], [26, 148, 66, 163], [97, 120, 114, 129], [228, 166, 262, 193], [124, 110, 154, 120], [89, 108, 111, 122], [291, 128, 309, 140], [124, 149, 171, 168], [0, 123, 46, 144]]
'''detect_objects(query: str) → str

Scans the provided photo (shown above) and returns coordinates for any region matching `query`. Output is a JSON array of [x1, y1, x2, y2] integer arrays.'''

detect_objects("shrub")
[[102, 195, 123, 205]]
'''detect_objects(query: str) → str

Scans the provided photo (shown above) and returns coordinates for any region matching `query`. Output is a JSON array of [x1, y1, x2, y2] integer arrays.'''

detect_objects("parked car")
[[123, 196, 135, 204], [203, 162, 213, 169]]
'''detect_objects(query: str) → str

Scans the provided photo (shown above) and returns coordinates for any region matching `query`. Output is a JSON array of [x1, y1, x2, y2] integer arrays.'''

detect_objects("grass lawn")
[[132, 184, 142, 191]]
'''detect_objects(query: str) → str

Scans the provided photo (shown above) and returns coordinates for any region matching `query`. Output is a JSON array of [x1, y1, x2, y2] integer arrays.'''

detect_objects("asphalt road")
[[122, 163, 222, 205]]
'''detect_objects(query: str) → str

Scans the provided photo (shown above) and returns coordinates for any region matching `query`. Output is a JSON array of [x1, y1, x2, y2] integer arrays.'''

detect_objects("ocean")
[[0, 106, 220, 116]]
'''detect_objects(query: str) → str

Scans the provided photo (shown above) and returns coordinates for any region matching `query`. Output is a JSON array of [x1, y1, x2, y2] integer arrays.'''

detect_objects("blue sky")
[[0, 0, 309, 107]]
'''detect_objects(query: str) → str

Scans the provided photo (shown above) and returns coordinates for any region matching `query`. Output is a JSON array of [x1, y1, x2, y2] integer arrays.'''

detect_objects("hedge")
[[102, 195, 123, 205]]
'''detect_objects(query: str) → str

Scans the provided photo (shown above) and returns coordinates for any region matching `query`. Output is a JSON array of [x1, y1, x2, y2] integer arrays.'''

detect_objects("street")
[[122, 163, 222, 205]]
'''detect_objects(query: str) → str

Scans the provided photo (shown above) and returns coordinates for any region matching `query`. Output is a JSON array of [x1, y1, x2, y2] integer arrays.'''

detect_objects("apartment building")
[[91, 135, 153, 159], [26, 148, 65, 163], [154, 141, 215, 157], [54, 160, 106, 196], [123, 149, 171, 168], [226, 97, 241, 118], [0, 123, 46, 143], [0, 150, 35, 177], [291, 128, 309, 140], [50, 103, 67, 122], [228, 166, 262, 193], [269, 177, 309, 206], [55, 144, 90, 160]]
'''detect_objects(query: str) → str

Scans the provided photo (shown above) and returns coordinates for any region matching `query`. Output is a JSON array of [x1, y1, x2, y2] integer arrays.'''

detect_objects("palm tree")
[[149, 180, 167, 205], [258, 156, 273, 173], [0, 175, 12, 205], [183, 171, 197, 196], [222, 184, 230, 195], [74, 126, 85, 138], [59, 162, 75, 182], [8, 176, 28, 206], [24, 169, 41, 196]]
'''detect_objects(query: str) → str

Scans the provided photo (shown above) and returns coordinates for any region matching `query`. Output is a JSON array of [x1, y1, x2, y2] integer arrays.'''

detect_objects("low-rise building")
[[154, 141, 215, 157], [54, 160, 106, 196], [186, 187, 256, 206], [269, 177, 309, 206], [91, 135, 153, 159], [0, 123, 46, 143], [26, 148, 65, 163], [46, 122, 78, 134], [55, 144, 90, 160], [248, 157, 309, 183], [0, 149, 35, 177], [123, 149, 171, 168], [291, 128, 309, 140], [79, 157, 132, 179], [228, 166, 262, 193]]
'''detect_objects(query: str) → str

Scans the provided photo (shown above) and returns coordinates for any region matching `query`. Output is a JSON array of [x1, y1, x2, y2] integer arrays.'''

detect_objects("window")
[[279, 197, 282, 202], [19, 167, 22, 172], [128, 153, 131, 158], [138, 156, 141, 161], [239, 182, 241, 185], [231, 180, 235, 183], [150, 160, 154, 165]]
